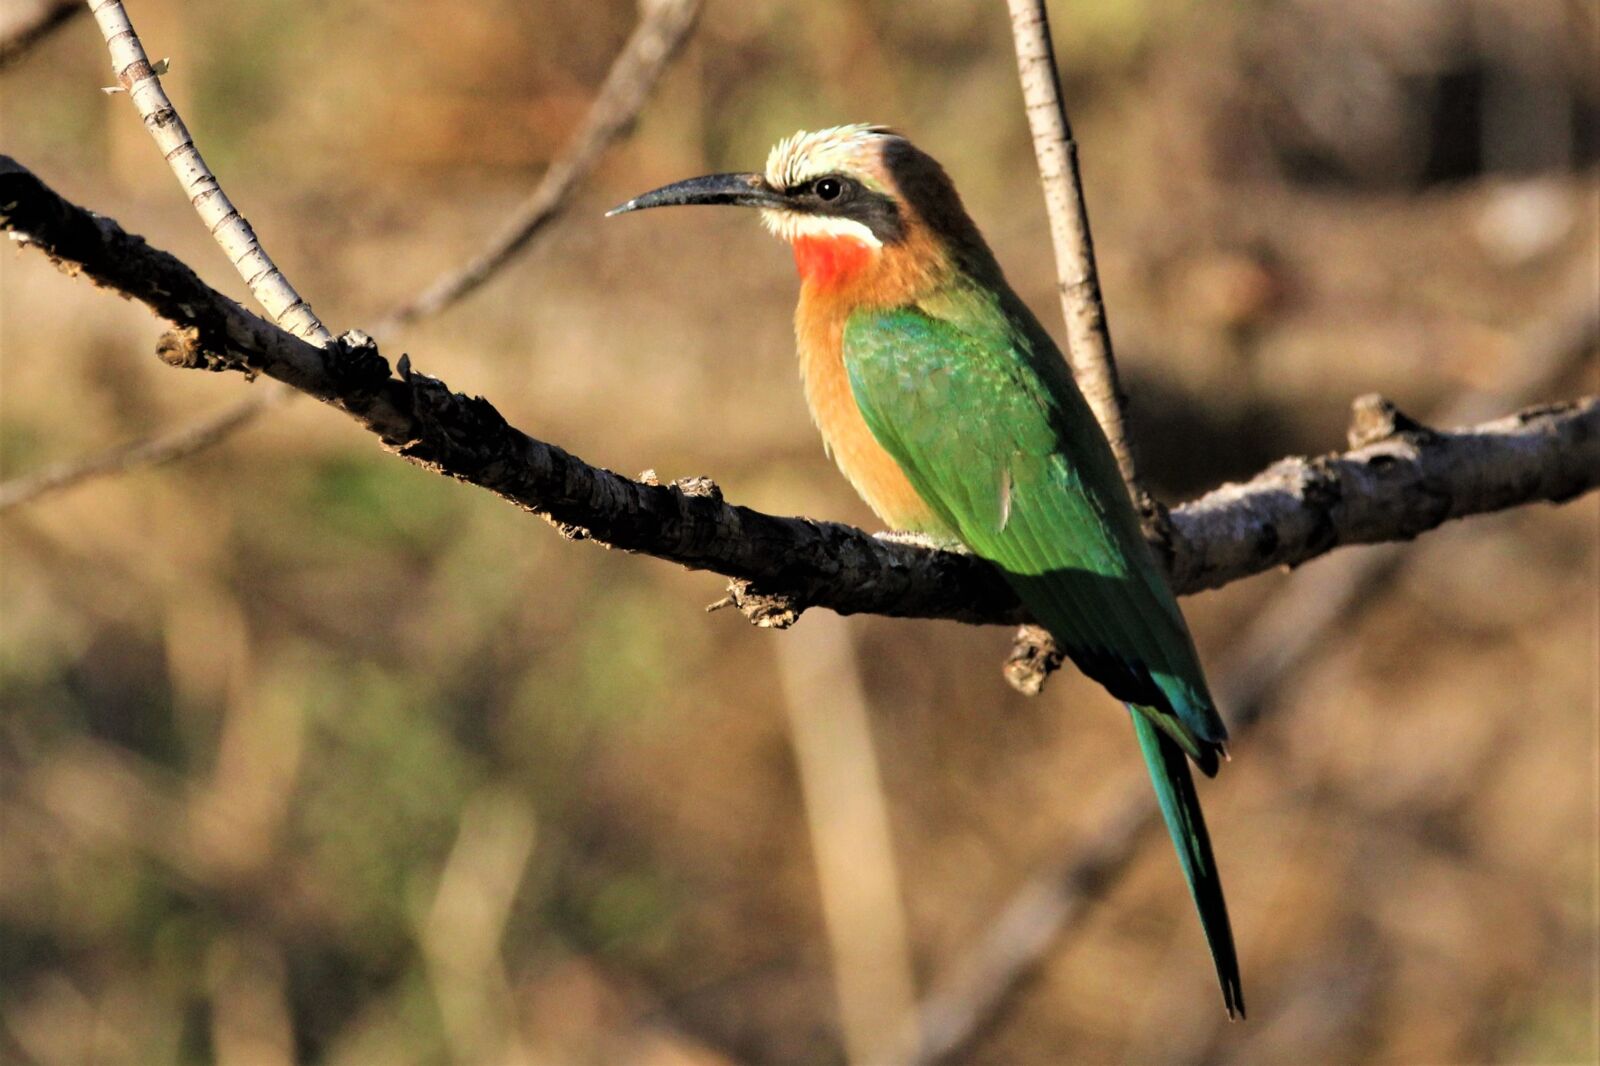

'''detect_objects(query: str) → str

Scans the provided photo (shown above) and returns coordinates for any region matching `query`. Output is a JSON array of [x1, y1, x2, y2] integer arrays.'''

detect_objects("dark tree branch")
[[4, 154, 1597, 629], [0, 0, 703, 513], [1159, 395, 1597, 592]]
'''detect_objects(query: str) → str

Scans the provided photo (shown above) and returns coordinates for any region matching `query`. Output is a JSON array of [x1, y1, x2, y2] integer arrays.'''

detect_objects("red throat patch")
[[791, 235, 873, 289]]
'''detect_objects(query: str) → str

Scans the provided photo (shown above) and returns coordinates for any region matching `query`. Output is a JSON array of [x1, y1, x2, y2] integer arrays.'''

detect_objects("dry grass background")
[[1, 1, 1597, 1063]]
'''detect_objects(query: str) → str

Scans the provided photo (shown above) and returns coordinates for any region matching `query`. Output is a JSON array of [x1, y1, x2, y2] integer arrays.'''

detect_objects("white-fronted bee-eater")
[[611, 125, 1244, 1018]]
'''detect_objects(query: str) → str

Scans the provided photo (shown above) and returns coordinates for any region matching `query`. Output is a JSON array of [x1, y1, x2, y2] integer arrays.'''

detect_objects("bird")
[[609, 124, 1244, 1018]]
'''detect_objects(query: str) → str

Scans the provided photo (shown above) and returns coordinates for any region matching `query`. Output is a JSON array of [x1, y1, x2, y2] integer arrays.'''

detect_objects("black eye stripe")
[[788, 174, 854, 198], [782, 174, 905, 244]]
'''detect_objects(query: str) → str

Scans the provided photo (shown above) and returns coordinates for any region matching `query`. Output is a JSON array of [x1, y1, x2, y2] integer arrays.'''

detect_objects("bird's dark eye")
[[815, 177, 844, 201]]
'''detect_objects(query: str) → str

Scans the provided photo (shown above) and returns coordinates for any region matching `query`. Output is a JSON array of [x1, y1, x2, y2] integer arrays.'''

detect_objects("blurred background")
[[2, 0, 1597, 1063]]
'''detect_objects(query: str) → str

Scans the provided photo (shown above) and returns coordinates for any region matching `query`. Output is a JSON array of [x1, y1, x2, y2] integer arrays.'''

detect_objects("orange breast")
[[795, 290, 937, 533]]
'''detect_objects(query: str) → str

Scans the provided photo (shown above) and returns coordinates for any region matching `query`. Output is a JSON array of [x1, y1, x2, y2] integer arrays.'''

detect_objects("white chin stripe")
[[759, 210, 883, 249]]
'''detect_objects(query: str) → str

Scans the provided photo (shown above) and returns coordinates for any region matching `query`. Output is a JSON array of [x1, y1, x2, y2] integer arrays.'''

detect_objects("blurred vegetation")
[[1, 1, 1597, 1063]]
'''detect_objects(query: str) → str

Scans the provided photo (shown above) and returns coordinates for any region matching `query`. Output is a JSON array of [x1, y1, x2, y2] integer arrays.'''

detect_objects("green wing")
[[842, 286, 1244, 1018], [841, 285, 1226, 762]]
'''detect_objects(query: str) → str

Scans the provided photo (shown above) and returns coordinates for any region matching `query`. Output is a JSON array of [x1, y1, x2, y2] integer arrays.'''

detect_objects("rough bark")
[[0, 0, 703, 514], [5, 155, 1596, 631], [1160, 396, 1598, 593]]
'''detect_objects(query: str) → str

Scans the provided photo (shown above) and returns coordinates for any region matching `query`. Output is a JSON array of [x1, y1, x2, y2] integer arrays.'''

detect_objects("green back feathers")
[[840, 277, 1244, 1016], [841, 284, 1227, 764]]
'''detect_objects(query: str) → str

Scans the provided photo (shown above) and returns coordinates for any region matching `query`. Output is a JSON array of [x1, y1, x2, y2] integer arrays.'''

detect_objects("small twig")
[[87, 0, 332, 344], [0, 389, 284, 513], [0, 0, 703, 511], [1004, 0, 1141, 495], [0, 0, 82, 71], [84, 0, 323, 472], [5, 155, 1596, 630], [383, 0, 704, 327]]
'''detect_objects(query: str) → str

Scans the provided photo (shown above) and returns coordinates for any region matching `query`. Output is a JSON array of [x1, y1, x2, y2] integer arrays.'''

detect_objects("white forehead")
[[764, 124, 897, 191]]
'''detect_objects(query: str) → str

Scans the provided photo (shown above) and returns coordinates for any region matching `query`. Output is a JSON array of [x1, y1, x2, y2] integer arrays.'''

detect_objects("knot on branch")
[[1348, 393, 1436, 449], [392, 353, 512, 463], [1288, 455, 1347, 559], [671, 475, 722, 502], [157, 326, 251, 375], [1004, 623, 1065, 696], [1138, 492, 1176, 571], [328, 329, 391, 404], [635, 470, 721, 499], [711, 578, 804, 628]]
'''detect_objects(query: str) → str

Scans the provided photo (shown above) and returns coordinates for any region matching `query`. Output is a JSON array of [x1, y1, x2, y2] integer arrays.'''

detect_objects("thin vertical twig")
[[87, 0, 332, 344], [1004, 0, 1142, 496]]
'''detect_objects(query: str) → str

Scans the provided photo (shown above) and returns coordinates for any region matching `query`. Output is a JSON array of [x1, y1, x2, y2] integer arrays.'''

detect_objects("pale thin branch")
[[0, 0, 81, 71], [80, 0, 322, 455], [1004, 0, 1141, 494], [87, 0, 331, 344], [4, 155, 1595, 631], [897, 302, 1598, 1063], [0, 0, 704, 512]]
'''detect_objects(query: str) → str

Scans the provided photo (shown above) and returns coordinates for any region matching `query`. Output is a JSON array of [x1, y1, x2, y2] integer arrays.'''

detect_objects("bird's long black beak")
[[606, 172, 784, 217]]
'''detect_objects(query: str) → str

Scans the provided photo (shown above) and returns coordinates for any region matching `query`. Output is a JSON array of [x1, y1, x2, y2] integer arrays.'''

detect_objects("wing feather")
[[841, 285, 1243, 1009], [841, 288, 1227, 761]]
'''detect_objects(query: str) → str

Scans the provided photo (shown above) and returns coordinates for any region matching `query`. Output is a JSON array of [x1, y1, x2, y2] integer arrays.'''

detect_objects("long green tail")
[[1129, 706, 1245, 1019]]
